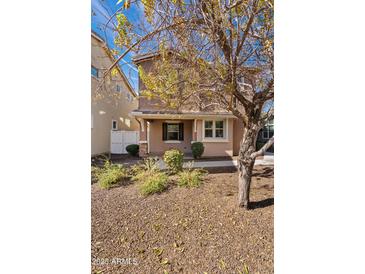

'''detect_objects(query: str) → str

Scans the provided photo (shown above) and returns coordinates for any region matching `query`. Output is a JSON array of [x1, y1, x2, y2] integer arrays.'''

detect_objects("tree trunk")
[[238, 127, 259, 208]]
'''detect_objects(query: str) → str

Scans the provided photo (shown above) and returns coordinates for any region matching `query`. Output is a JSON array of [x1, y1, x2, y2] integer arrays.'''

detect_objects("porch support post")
[[192, 119, 197, 142], [139, 118, 148, 157]]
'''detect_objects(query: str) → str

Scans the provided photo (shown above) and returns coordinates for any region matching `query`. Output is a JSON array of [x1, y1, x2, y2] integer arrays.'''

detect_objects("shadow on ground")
[[252, 166, 273, 178], [249, 198, 274, 210]]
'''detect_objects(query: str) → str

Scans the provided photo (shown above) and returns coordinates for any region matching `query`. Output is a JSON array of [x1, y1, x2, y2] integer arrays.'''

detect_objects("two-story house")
[[131, 53, 246, 157], [91, 32, 138, 156]]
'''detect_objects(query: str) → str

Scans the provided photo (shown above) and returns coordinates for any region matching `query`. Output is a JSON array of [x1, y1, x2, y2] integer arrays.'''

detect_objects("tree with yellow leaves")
[[106, 0, 274, 209]]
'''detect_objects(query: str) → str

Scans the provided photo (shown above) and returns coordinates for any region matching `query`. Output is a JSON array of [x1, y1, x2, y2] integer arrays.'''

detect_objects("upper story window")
[[112, 120, 118, 130], [125, 92, 134, 102], [204, 119, 226, 139], [116, 85, 121, 92], [91, 66, 99, 78]]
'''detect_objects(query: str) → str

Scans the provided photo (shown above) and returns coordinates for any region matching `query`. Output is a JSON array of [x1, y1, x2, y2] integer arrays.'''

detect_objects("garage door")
[[111, 130, 139, 154]]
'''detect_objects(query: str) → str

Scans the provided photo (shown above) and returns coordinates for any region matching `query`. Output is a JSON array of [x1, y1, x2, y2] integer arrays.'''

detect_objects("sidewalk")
[[157, 155, 273, 170]]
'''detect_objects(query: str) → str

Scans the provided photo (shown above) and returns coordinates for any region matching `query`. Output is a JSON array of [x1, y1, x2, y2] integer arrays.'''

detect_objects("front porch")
[[132, 111, 240, 157]]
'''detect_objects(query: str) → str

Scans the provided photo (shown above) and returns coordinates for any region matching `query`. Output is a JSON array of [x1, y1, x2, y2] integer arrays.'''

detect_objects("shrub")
[[139, 171, 168, 195], [98, 161, 127, 189], [130, 157, 159, 181], [129, 157, 168, 195], [126, 144, 139, 156], [177, 168, 206, 188], [91, 166, 103, 184], [163, 149, 184, 173], [191, 142, 204, 159]]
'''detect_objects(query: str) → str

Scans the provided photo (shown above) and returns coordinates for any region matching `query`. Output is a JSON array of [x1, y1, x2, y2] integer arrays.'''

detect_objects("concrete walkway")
[[157, 155, 273, 170]]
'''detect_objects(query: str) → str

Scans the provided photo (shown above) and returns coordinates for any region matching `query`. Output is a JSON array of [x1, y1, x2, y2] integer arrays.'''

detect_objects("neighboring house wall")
[[91, 33, 138, 156], [256, 119, 274, 153]]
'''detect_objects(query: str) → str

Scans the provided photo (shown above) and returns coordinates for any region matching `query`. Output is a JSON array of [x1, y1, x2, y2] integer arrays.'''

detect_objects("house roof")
[[132, 52, 160, 65], [91, 32, 137, 97]]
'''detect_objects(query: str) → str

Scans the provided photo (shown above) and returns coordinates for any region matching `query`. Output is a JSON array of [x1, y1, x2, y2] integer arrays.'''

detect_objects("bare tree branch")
[[251, 136, 274, 159]]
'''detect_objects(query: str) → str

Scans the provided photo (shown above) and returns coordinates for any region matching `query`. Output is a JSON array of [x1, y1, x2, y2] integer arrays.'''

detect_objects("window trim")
[[112, 120, 118, 131], [202, 118, 229, 142]]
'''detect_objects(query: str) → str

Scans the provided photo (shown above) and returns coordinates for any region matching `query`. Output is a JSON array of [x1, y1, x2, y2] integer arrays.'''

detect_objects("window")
[[163, 122, 184, 141], [116, 85, 121, 92], [204, 119, 226, 139], [167, 124, 179, 140], [126, 92, 133, 102], [215, 120, 224, 137], [204, 121, 213, 137], [91, 66, 98, 78], [262, 125, 274, 139], [112, 120, 118, 130]]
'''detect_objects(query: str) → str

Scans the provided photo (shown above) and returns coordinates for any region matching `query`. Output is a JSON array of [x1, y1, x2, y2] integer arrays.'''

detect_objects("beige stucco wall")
[[91, 35, 138, 155], [148, 120, 193, 154], [136, 58, 225, 113], [137, 58, 169, 111], [233, 119, 245, 156], [196, 118, 234, 157]]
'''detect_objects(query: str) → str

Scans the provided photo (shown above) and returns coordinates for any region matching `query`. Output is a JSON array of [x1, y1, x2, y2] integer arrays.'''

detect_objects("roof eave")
[[130, 111, 237, 119]]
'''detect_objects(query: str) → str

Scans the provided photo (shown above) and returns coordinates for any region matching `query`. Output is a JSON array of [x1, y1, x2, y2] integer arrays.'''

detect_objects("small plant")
[[163, 149, 184, 173], [238, 263, 250, 274], [139, 171, 168, 195], [191, 142, 204, 159], [126, 144, 139, 156], [91, 166, 102, 184], [98, 161, 127, 189], [141, 157, 160, 171], [177, 167, 206, 187], [130, 157, 159, 181]]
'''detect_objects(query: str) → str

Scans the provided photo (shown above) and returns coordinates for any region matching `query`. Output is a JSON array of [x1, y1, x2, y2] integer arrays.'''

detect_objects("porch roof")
[[130, 110, 237, 119]]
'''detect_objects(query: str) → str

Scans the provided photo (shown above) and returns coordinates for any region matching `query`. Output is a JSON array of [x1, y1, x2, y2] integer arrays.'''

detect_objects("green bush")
[[139, 171, 168, 195], [163, 149, 184, 173], [191, 142, 204, 159], [98, 161, 127, 189], [177, 168, 206, 187], [126, 144, 139, 156]]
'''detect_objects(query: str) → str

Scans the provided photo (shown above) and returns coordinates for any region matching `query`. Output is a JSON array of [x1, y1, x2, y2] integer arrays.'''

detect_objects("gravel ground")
[[92, 166, 274, 274]]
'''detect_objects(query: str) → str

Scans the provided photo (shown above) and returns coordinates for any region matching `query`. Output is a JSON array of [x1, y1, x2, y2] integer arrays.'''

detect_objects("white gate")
[[111, 130, 139, 154]]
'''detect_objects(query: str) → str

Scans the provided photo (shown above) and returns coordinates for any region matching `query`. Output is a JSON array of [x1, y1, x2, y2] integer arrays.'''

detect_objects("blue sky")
[[91, 0, 142, 92]]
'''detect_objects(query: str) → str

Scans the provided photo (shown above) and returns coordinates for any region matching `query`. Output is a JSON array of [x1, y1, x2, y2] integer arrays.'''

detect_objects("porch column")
[[139, 118, 148, 157], [192, 119, 198, 142]]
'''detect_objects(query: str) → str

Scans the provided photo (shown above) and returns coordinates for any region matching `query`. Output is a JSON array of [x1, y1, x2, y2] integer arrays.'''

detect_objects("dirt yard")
[[91, 166, 274, 274]]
